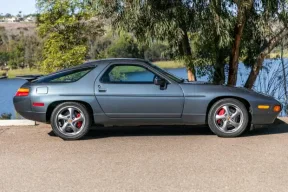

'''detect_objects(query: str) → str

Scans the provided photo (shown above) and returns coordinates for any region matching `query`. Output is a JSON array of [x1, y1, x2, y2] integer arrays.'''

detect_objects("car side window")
[[36, 67, 94, 83], [101, 65, 156, 83]]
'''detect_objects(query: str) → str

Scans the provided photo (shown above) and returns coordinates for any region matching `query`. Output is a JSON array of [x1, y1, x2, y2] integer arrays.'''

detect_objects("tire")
[[50, 102, 91, 140], [208, 98, 249, 137]]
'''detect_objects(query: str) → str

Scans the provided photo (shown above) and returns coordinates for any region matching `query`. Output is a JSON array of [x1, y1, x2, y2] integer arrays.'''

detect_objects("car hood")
[[180, 81, 275, 100]]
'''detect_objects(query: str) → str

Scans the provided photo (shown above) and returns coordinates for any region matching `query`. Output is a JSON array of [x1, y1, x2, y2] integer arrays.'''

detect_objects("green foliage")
[[24, 35, 42, 69], [50, 68, 92, 82], [1, 0, 288, 89], [41, 32, 87, 72], [93, 0, 288, 84], [94, 0, 202, 71], [110, 69, 127, 81], [105, 33, 142, 58], [0, 52, 9, 67], [36, 0, 94, 37], [109, 65, 145, 81], [241, 0, 288, 68], [36, 0, 101, 72], [0, 25, 41, 70], [0, 113, 12, 120], [144, 43, 171, 61], [90, 30, 171, 61], [8, 39, 25, 69]]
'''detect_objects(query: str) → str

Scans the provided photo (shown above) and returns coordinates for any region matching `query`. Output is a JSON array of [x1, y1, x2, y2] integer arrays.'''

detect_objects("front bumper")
[[251, 102, 281, 125], [252, 113, 279, 124]]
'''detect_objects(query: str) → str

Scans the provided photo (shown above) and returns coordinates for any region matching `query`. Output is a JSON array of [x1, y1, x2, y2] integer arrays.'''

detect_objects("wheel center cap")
[[68, 119, 73, 123]]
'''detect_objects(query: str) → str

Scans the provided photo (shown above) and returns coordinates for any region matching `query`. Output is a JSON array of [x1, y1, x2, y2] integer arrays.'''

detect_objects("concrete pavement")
[[1, 121, 288, 192]]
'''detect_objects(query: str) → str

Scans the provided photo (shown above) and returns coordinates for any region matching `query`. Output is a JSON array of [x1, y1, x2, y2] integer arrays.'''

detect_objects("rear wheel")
[[50, 102, 91, 140], [208, 98, 249, 137]]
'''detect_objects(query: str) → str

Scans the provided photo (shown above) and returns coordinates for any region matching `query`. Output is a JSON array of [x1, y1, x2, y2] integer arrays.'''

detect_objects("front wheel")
[[208, 98, 249, 137], [50, 102, 91, 140]]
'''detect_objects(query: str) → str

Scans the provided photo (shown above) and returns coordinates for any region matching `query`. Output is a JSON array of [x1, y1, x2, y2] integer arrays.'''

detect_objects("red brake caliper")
[[76, 113, 82, 128], [217, 108, 225, 124]]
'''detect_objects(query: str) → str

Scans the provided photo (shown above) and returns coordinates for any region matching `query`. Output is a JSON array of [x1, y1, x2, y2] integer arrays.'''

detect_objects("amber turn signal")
[[273, 105, 281, 112], [15, 88, 30, 97], [258, 105, 270, 109]]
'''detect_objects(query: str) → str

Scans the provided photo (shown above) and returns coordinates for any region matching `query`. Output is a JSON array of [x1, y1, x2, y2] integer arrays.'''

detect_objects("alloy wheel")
[[213, 104, 244, 133], [55, 106, 86, 136]]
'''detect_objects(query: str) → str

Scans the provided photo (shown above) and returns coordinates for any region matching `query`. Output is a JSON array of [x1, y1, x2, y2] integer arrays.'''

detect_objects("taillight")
[[15, 88, 30, 96]]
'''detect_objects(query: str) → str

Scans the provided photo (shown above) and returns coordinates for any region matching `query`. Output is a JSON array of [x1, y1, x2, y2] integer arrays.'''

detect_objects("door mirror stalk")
[[154, 77, 167, 90]]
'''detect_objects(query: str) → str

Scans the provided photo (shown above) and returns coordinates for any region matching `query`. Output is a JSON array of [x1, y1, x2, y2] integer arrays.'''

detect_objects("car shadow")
[[48, 125, 213, 140], [87, 125, 215, 140], [47, 118, 288, 140], [244, 118, 288, 137]]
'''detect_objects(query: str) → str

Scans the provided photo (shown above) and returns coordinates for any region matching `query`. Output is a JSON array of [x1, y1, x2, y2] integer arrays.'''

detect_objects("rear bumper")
[[17, 111, 47, 123], [13, 96, 47, 123]]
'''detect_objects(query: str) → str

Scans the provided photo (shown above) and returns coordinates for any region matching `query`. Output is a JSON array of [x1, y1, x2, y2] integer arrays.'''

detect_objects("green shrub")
[[0, 113, 12, 120]]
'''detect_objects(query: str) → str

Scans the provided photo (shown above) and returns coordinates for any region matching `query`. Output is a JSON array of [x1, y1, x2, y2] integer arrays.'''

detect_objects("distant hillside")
[[0, 22, 36, 36]]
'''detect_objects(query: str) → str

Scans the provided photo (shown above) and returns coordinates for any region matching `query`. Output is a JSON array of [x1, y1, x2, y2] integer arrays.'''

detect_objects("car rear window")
[[35, 67, 94, 83]]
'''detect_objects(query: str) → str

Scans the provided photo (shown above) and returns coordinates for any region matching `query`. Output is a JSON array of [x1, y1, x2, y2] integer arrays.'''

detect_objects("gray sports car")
[[13, 58, 281, 140]]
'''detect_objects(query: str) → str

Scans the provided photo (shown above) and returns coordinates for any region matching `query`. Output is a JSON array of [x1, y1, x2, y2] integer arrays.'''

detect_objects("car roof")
[[52, 58, 148, 74], [81, 58, 148, 67]]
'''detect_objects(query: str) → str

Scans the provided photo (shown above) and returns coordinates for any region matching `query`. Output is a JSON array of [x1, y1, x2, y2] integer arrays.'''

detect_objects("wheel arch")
[[205, 96, 252, 124], [46, 100, 94, 123]]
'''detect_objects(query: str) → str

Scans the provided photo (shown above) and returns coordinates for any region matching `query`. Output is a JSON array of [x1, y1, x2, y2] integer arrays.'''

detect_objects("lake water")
[[1, 59, 287, 118]]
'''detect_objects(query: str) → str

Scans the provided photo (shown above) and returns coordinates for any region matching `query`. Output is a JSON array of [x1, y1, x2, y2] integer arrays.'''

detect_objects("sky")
[[0, 0, 36, 15]]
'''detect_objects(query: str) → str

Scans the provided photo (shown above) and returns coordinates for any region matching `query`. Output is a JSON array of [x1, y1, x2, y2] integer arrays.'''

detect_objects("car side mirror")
[[154, 76, 166, 87]]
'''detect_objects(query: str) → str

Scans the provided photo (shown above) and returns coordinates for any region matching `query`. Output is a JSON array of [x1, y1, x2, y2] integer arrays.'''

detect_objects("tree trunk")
[[181, 31, 196, 81], [213, 48, 226, 84], [281, 40, 287, 109], [244, 54, 265, 89], [187, 67, 196, 81], [228, 27, 242, 86], [227, 0, 253, 86], [213, 64, 225, 84], [244, 28, 288, 89]]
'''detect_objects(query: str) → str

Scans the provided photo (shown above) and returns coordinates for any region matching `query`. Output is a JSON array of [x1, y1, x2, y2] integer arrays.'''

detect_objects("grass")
[[0, 61, 184, 78], [268, 51, 288, 59], [153, 60, 185, 68], [2, 55, 286, 78], [0, 68, 42, 78]]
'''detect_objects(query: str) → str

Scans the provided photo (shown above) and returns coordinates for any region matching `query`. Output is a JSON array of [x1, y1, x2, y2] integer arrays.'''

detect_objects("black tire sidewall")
[[208, 98, 249, 137], [51, 102, 91, 140]]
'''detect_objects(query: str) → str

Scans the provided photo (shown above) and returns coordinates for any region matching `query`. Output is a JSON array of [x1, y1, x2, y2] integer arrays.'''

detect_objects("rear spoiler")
[[15, 75, 43, 82]]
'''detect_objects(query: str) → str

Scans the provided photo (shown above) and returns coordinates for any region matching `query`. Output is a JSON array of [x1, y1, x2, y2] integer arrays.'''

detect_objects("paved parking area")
[[1, 120, 288, 192]]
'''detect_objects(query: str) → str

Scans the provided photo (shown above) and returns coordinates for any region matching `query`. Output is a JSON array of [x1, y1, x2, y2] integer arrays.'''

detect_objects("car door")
[[95, 62, 184, 118]]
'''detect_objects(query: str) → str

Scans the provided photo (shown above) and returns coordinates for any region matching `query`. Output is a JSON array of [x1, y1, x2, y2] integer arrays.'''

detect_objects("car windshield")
[[147, 62, 184, 83]]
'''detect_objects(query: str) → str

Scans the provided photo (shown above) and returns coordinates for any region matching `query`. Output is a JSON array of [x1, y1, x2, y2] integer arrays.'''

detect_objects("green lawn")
[[269, 51, 288, 59], [0, 61, 185, 78], [153, 60, 185, 68], [0, 68, 42, 78], [3, 55, 288, 78]]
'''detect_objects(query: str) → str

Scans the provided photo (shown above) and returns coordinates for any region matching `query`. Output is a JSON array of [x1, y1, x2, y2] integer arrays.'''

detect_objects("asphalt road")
[[1, 120, 288, 192]]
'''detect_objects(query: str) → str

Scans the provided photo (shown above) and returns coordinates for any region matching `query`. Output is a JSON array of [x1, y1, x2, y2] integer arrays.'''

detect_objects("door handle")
[[98, 85, 107, 92], [98, 88, 107, 92]]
